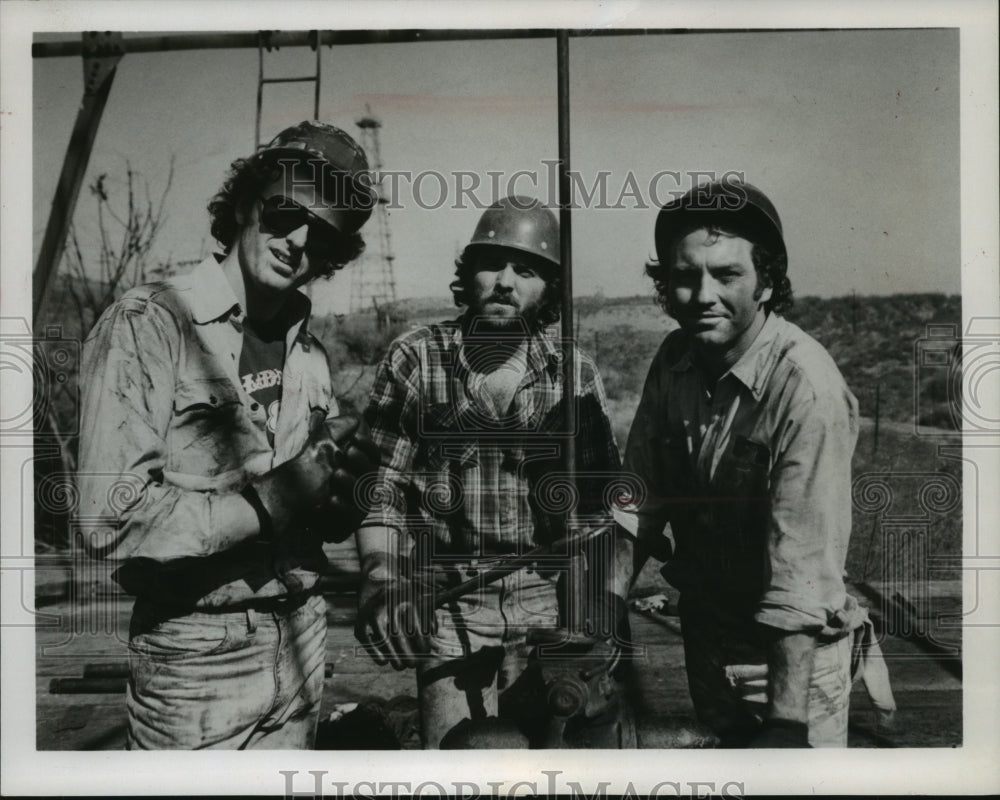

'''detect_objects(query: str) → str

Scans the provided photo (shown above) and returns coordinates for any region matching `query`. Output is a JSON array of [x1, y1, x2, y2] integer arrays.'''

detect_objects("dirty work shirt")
[[621, 312, 870, 744], [77, 255, 336, 608], [623, 312, 859, 633], [363, 318, 622, 555]]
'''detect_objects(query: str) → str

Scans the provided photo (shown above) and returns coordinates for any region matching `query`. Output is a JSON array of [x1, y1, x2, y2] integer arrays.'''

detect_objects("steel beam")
[[33, 33, 123, 322], [557, 30, 575, 497], [32, 28, 787, 59], [557, 30, 585, 633], [32, 29, 558, 58]]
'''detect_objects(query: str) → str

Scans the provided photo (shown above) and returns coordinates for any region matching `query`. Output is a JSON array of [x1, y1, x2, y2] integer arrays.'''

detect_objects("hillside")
[[319, 292, 964, 581], [32, 289, 962, 560], [328, 292, 961, 435]]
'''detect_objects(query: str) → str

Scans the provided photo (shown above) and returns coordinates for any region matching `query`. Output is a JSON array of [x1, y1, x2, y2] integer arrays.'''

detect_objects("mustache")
[[487, 293, 517, 306]]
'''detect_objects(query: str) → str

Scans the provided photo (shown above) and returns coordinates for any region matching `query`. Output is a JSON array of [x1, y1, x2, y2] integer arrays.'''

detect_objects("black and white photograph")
[[2, 0, 998, 796]]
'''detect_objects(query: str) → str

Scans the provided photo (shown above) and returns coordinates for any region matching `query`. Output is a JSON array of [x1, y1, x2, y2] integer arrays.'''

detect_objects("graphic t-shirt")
[[239, 317, 287, 447]]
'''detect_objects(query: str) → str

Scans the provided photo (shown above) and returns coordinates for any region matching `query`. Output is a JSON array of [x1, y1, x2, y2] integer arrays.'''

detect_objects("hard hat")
[[258, 120, 375, 235], [465, 195, 560, 269], [654, 179, 786, 264]]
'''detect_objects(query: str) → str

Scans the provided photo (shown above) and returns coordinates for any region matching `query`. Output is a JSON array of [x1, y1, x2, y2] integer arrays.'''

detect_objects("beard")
[[465, 310, 534, 339], [466, 292, 544, 335]]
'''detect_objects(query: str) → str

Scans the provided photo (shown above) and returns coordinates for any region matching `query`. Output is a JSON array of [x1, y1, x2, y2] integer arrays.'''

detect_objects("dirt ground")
[[34, 553, 960, 751]]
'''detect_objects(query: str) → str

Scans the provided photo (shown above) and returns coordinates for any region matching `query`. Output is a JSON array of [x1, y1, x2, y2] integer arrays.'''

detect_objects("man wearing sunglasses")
[[77, 121, 379, 749], [354, 197, 630, 748]]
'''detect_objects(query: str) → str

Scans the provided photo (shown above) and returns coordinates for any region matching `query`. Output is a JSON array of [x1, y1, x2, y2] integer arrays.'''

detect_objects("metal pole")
[[434, 525, 612, 609], [255, 34, 264, 149], [32, 30, 561, 59], [557, 29, 574, 472], [313, 32, 322, 119], [32, 29, 757, 59], [557, 30, 584, 633], [33, 34, 123, 323]]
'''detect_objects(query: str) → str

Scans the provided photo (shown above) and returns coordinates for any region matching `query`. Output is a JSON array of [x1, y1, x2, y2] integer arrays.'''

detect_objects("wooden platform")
[[35, 575, 962, 750]]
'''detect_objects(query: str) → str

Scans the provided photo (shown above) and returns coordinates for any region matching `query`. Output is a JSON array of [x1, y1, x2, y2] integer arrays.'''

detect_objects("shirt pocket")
[[169, 377, 252, 476]]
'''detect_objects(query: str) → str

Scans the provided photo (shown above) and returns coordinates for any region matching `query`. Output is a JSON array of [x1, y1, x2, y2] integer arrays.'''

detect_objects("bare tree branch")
[[340, 365, 371, 398], [39, 161, 177, 548]]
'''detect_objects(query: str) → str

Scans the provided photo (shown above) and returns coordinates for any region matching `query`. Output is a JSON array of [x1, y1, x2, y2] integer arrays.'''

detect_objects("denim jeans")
[[414, 566, 560, 749], [126, 593, 327, 749], [679, 596, 852, 747]]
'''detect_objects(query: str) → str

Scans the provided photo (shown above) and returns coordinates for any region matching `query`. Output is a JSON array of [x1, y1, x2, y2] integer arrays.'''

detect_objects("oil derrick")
[[350, 106, 398, 328]]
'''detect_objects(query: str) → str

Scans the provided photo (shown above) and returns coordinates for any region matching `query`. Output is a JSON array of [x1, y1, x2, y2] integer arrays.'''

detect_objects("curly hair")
[[645, 222, 793, 316], [207, 155, 365, 278], [450, 246, 563, 328]]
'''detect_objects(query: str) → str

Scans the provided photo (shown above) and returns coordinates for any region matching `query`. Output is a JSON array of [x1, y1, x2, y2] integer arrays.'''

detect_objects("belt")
[[132, 591, 317, 628]]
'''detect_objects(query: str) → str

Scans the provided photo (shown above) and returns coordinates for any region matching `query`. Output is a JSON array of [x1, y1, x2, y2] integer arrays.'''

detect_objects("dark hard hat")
[[654, 179, 786, 264], [465, 195, 560, 269], [258, 120, 375, 235]]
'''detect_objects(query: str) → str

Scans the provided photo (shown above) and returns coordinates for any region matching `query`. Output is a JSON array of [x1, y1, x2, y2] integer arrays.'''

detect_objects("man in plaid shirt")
[[354, 196, 629, 748]]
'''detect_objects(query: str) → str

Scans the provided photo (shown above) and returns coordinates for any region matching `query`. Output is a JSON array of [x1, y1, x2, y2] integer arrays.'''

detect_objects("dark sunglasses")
[[257, 195, 342, 254]]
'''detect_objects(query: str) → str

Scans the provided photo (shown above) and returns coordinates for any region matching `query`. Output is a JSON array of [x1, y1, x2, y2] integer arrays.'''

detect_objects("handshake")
[[243, 414, 381, 544]]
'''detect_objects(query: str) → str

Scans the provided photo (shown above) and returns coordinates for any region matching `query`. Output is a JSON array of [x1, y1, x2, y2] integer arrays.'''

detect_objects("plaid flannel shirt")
[[362, 317, 621, 556]]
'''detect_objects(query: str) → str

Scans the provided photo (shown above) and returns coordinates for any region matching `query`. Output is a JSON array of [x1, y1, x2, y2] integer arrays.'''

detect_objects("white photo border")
[[2, 0, 998, 796]]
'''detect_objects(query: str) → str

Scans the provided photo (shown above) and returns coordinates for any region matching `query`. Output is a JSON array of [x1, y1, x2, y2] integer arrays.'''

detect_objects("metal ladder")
[[254, 30, 322, 149]]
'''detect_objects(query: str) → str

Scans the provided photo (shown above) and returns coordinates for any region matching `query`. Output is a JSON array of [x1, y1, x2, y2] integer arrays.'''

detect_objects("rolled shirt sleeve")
[[755, 379, 859, 633]]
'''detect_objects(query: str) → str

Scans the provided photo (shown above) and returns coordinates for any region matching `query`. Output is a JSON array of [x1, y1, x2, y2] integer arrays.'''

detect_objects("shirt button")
[[251, 402, 259, 411]]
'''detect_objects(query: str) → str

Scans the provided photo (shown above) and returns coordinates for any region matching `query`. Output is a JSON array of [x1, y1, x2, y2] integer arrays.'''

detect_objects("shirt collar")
[[455, 313, 560, 377], [185, 255, 313, 335], [526, 324, 561, 376], [726, 312, 783, 399], [185, 256, 242, 325], [667, 313, 783, 400]]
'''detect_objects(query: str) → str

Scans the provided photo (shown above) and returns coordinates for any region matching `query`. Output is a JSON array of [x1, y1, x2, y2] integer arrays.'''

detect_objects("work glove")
[[310, 415, 381, 543], [354, 556, 433, 671], [748, 717, 812, 748], [243, 418, 339, 541]]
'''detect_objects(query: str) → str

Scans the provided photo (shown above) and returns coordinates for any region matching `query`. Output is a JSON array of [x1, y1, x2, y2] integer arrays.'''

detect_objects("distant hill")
[[31, 287, 961, 550], [44, 274, 960, 435], [391, 295, 455, 318], [784, 293, 961, 429], [320, 291, 961, 437]]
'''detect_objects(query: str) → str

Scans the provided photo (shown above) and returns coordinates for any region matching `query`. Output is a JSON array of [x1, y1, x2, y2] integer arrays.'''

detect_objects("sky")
[[29, 24, 962, 316]]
